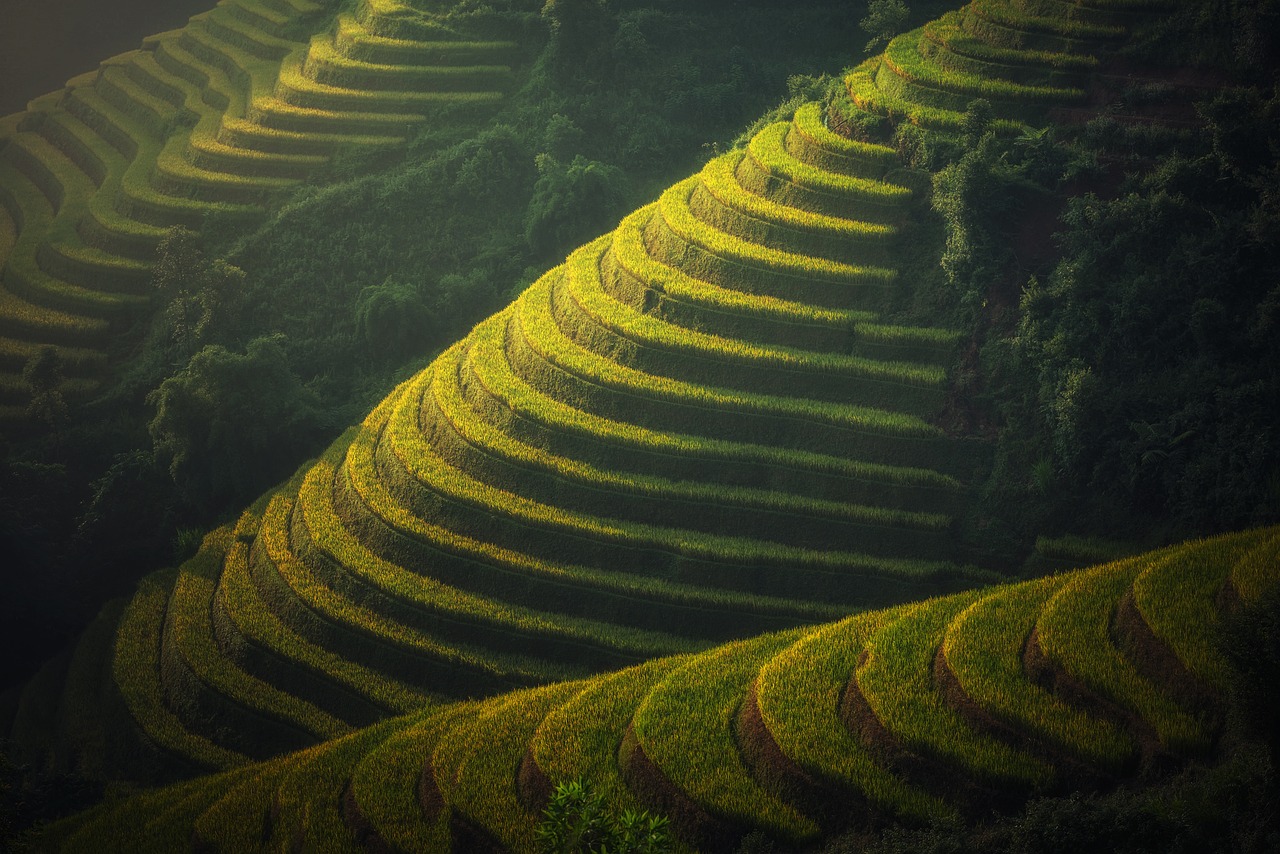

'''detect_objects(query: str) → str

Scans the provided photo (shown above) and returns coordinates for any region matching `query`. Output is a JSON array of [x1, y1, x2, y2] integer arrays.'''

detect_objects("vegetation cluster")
[[1, 0, 1278, 849]]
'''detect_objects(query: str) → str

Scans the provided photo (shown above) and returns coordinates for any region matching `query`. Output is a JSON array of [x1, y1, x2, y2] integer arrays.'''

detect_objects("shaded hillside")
[[0, 0, 872, 697], [0, 0, 1185, 790], [0, 0, 533, 426], [25, 525, 1280, 852]]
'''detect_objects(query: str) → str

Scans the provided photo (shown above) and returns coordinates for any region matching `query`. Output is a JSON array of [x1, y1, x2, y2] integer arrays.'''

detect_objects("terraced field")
[[844, 0, 1161, 133], [6, 96, 990, 778], [35, 525, 1279, 852], [0, 0, 521, 425], [2, 0, 1183, 789]]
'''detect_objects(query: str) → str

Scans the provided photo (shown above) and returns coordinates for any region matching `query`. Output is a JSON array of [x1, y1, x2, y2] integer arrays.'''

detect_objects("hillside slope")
[[0, 0, 528, 426], [1, 0, 1184, 786], [33, 524, 1280, 852]]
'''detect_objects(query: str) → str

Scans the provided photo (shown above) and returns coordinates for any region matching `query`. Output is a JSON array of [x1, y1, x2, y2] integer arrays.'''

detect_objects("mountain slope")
[[1, 0, 1184, 786], [35, 524, 1280, 851], [0, 0, 526, 426]]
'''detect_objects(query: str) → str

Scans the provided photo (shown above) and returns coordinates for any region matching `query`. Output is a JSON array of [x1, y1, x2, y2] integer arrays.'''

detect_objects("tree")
[[355, 277, 435, 364], [525, 154, 626, 257], [541, 0, 611, 81], [860, 0, 909, 54], [147, 335, 325, 510], [151, 226, 245, 357], [23, 346, 68, 432]]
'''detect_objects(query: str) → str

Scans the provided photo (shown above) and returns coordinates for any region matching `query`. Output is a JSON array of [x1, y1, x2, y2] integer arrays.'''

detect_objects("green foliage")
[[861, 0, 911, 54], [1005, 90, 1280, 533], [525, 154, 627, 257], [22, 347, 68, 432], [147, 335, 325, 510], [930, 127, 1009, 321], [535, 778, 673, 854], [355, 277, 436, 365], [540, 0, 611, 81], [150, 227, 246, 359]]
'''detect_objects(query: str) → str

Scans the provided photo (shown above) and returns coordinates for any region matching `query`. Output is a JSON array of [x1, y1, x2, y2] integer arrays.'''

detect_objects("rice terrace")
[[0, 0, 1277, 851]]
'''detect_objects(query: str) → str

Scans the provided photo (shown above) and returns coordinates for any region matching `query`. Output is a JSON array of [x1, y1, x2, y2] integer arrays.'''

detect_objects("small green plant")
[[534, 778, 673, 854]]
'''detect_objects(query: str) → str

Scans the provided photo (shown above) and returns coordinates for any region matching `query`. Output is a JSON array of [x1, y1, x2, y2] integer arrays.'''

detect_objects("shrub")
[[535, 777, 673, 854]]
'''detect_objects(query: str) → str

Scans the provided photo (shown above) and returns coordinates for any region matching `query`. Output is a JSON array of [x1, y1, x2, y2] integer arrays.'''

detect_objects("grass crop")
[[923, 13, 1098, 75], [348, 704, 473, 852], [1230, 530, 1280, 603], [197, 5, 301, 61], [188, 756, 296, 849], [95, 63, 175, 135], [1129, 529, 1265, 693], [304, 32, 512, 92], [298, 447, 697, 662], [162, 527, 350, 748], [787, 102, 900, 178], [0, 281, 109, 342], [631, 629, 820, 841], [51, 765, 258, 854], [226, 0, 292, 35], [153, 37, 247, 115], [216, 526, 436, 717], [248, 90, 427, 135], [878, 29, 1084, 117], [744, 122, 911, 213], [649, 178, 900, 311], [698, 150, 898, 244], [845, 58, 1026, 135], [39, 529, 1278, 850], [610, 206, 875, 331], [343, 386, 847, 622], [186, 123, 327, 179], [430, 327, 951, 556], [858, 592, 1053, 788], [514, 271, 942, 440], [48, 599, 126, 777], [276, 49, 504, 112], [966, 0, 1125, 40], [258, 488, 579, 689], [217, 113, 401, 152], [566, 236, 944, 389], [153, 132, 302, 202], [462, 311, 964, 509], [333, 13, 517, 65], [755, 608, 950, 821], [942, 575, 1135, 769], [111, 564, 255, 777], [0, 152, 143, 317], [1033, 550, 1209, 753], [269, 717, 406, 852], [388, 354, 947, 576], [531, 657, 688, 807], [434, 683, 585, 851], [0, 336, 104, 373]]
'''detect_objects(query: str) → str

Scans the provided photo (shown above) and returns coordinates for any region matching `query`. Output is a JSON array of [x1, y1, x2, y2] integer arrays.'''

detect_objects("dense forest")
[[1, 0, 1278, 849]]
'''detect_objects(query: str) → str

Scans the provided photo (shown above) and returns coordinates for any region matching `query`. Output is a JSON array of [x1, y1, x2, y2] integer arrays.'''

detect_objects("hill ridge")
[[34, 524, 1279, 851]]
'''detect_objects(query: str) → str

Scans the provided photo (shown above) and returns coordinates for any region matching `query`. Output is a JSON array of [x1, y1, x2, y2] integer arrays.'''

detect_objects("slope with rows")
[[0, 0, 522, 426], [845, 0, 1169, 133], [3, 0, 1180, 785], [8, 98, 986, 779], [38, 524, 1280, 852]]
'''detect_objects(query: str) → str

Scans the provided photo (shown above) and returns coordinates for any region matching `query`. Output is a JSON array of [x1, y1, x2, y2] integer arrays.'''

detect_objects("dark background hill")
[[0, 0, 211, 116]]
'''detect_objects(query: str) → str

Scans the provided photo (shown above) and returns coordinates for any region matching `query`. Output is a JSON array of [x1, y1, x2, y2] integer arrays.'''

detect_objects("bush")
[[147, 335, 326, 512], [535, 778, 673, 854], [525, 153, 627, 257]]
